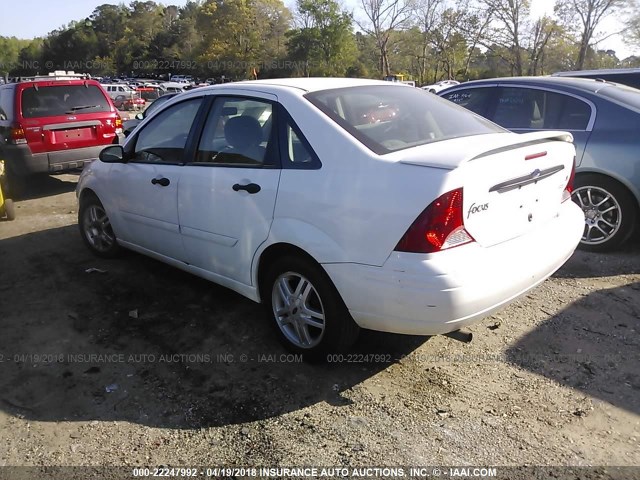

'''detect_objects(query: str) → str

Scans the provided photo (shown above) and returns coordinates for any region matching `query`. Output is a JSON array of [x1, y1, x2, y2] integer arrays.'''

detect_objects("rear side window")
[[21, 85, 111, 118], [278, 106, 320, 169], [194, 97, 275, 166], [492, 87, 591, 131], [305, 85, 503, 154]]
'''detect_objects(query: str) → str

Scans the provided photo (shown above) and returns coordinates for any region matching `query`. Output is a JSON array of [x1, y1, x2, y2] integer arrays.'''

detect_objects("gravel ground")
[[0, 174, 638, 474]]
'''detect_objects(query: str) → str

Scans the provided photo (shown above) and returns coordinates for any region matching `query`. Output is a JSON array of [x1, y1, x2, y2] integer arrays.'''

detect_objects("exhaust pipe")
[[443, 329, 473, 343]]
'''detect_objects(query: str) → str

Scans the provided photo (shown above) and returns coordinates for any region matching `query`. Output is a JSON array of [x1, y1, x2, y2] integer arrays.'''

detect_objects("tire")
[[78, 193, 121, 258], [3, 199, 15, 221], [4, 167, 28, 199], [571, 174, 638, 252], [263, 255, 360, 358]]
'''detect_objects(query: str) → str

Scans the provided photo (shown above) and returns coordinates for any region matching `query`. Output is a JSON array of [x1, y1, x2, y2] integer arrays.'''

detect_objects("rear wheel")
[[78, 194, 121, 258], [264, 255, 360, 358], [571, 174, 638, 252]]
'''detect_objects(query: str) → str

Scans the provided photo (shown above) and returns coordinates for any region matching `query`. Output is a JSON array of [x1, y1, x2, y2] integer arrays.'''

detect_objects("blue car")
[[440, 76, 640, 251]]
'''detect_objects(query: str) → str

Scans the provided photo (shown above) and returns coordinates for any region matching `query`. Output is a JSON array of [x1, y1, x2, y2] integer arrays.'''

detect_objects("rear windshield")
[[305, 85, 504, 154], [21, 84, 111, 118], [597, 83, 640, 110]]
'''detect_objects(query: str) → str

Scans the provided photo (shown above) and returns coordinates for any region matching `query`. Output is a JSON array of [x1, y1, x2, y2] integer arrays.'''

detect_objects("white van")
[[102, 84, 135, 100]]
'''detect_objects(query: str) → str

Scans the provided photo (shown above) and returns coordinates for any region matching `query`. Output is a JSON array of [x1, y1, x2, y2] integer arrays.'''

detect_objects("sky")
[[0, 0, 636, 60], [530, 0, 636, 61]]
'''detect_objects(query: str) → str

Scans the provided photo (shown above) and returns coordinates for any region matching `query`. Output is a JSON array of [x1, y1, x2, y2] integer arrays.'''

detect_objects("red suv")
[[0, 73, 123, 195]]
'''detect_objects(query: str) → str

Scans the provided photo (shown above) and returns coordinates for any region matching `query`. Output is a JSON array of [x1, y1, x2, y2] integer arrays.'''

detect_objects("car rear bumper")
[[2, 143, 119, 176], [323, 200, 584, 336]]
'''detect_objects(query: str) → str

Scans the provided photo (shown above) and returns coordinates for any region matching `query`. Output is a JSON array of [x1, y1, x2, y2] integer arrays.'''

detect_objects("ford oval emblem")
[[67, 116, 77, 121]]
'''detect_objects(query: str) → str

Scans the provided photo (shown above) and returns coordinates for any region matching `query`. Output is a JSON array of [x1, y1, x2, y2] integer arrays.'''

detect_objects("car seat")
[[223, 116, 266, 164]]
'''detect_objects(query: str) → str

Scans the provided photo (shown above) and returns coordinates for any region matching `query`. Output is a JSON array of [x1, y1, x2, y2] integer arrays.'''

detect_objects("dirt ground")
[[0, 174, 638, 472]]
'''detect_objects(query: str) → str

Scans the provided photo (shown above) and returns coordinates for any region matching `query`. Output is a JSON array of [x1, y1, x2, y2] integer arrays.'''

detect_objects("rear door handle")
[[232, 183, 261, 194], [151, 177, 170, 187]]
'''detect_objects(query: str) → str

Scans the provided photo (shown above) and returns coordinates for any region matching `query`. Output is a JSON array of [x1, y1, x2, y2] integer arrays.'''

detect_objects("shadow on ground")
[[506, 281, 640, 415], [554, 235, 640, 279], [0, 225, 427, 429], [10, 172, 80, 201]]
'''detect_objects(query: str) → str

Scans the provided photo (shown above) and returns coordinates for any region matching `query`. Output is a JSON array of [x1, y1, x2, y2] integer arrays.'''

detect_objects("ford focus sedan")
[[439, 76, 640, 251], [77, 78, 583, 355]]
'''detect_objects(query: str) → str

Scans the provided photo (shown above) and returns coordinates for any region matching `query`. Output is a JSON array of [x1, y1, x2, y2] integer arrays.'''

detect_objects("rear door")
[[178, 93, 281, 286], [18, 81, 118, 155]]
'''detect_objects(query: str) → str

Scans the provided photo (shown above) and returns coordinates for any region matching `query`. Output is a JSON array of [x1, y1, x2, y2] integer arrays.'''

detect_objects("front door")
[[111, 97, 204, 261]]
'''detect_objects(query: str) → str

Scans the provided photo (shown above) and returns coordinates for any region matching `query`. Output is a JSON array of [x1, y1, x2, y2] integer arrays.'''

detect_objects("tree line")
[[0, 0, 638, 85]]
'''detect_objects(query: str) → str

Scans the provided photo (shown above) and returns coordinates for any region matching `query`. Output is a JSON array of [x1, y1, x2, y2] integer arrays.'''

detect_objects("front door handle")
[[232, 183, 261, 194], [151, 177, 170, 187]]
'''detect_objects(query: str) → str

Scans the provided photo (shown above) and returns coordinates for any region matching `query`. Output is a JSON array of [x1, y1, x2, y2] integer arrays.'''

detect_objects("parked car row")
[[2, 69, 637, 354]]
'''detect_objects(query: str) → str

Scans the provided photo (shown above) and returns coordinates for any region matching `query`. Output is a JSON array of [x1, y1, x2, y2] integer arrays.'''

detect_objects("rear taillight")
[[9, 124, 27, 145], [395, 188, 475, 254], [114, 115, 123, 133], [562, 156, 576, 202]]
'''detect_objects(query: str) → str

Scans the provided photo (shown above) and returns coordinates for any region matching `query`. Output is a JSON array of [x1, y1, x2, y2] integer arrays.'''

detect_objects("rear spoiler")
[[398, 131, 574, 170], [469, 131, 573, 162]]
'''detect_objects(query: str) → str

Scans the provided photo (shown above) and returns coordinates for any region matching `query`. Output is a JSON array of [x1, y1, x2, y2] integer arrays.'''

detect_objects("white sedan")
[[421, 79, 460, 93], [77, 78, 583, 356]]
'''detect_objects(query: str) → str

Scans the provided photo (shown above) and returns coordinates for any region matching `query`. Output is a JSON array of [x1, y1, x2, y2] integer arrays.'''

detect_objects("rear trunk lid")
[[17, 81, 119, 154], [392, 131, 575, 247]]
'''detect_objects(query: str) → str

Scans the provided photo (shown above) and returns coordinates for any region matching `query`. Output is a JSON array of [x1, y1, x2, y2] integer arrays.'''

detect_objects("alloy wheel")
[[271, 272, 326, 349], [83, 204, 115, 253], [572, 185, 622, 246]]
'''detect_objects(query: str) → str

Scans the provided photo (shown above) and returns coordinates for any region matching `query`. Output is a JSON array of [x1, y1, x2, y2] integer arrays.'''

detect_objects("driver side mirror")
[[99, 145, 125, 163], [135, 112, 144, 120]]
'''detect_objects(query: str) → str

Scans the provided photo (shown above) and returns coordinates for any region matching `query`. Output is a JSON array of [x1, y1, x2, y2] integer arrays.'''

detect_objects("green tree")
[[0, 37, 33, 76], [555, 0, 625, 70], [286, 0, 356, 76], [358, 0, 413, 77], [197, 0, 291, 79]]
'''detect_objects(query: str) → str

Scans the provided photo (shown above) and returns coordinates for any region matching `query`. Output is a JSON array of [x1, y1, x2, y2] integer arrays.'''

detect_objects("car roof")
[[202, 77, 407, 94], [443, 75, 621, 94], [7, 78, 102, 88], [553, 67, 640, 77]]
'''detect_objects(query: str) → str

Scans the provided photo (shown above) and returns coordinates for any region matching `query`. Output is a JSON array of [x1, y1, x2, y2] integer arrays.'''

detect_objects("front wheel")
[[78, 194, 121, 258], [571, 174, 638, 252], [264, 255, 360, 357]]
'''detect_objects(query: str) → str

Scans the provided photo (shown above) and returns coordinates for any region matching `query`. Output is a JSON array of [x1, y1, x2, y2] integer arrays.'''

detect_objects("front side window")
[[133, 98, 203, 164], [441, 87, 494, 116], [194, 97, 275, 166], [305, 85, 504, 154]]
